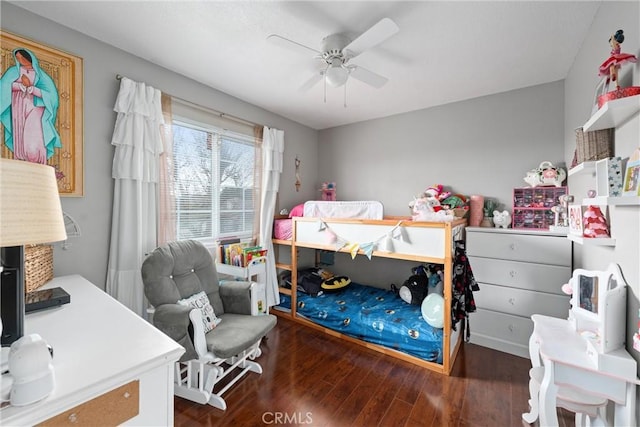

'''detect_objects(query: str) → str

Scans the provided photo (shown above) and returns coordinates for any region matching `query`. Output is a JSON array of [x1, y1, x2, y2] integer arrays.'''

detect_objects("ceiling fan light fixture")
[[325, 61, 349, 88]]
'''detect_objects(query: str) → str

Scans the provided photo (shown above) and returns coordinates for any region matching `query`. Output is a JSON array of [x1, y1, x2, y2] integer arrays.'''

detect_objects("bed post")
[[291, 218, 298, 318], [442, 221, 453, 374]]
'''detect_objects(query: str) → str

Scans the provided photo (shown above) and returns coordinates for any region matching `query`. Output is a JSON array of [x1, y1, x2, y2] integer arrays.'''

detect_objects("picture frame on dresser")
[[622, 158, 640, 196], [568, 204, 583, 235]]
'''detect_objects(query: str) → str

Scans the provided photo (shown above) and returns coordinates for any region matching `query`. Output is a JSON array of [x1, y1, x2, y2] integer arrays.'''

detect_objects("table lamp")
[[1, 158, 67, 349]]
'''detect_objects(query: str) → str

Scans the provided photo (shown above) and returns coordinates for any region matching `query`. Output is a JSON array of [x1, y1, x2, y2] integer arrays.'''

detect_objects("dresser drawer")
[[468, 257, 570, 295], [474, 283, 569, 318], [38, 380, 139, 426], [471, 308, 533, 350], [466, 231, 571, 265]]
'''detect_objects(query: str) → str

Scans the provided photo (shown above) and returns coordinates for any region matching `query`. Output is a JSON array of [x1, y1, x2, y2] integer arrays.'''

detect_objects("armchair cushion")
[[153, 303, 198, 361], [142, 240, 224, 315], [219, 281, 252, 315], [207, 313, 277, 359]]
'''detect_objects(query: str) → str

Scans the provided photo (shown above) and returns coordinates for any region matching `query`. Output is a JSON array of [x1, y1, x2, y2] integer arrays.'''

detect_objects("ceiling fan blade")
[[349, 66, 389, 89], [299, 72, 324, 92], [343, 18, 399, 59], [267, 34, 320, 56]]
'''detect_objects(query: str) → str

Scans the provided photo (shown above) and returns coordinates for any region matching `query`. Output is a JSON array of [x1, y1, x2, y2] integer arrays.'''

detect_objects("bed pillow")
[[321, 276, 351, 293], [177, 291, 221, 333], [289, 203, 305, 218]]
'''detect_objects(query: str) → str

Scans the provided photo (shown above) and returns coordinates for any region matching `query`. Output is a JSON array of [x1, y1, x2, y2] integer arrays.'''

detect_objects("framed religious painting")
[[1, 30, 83, 196]]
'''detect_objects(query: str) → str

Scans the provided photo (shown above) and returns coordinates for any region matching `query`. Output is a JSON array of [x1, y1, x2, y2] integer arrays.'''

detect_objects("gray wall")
[[2, 3, 319, 289], [564, 1, 640, 383], [317, 81, 566, 285], [318, 81, 566, 215]]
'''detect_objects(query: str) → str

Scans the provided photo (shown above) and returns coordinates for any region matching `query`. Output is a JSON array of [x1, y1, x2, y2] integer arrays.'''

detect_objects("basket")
[[24, 244, 54, 293], [575, 127, 614, 163]]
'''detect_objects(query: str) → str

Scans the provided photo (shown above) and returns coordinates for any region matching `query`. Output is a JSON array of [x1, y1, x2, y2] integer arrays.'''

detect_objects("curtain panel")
[[259, 126, 284, 307], [106, 77, 164, 317]]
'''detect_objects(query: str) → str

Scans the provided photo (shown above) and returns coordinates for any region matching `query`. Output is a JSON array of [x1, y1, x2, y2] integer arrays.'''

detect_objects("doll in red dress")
[[598, 30, 637, 89]]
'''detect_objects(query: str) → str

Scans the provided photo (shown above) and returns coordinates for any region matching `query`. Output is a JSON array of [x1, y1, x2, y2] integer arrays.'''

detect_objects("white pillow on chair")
[[177, 291, 221, 332]]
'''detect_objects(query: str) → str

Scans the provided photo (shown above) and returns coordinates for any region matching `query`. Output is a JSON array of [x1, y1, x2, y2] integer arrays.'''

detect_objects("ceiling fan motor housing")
[[321, 34, 351, 63]]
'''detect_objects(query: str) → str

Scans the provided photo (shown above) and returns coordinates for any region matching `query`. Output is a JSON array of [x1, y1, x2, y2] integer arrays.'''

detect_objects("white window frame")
[[171, 116, 255, 246]]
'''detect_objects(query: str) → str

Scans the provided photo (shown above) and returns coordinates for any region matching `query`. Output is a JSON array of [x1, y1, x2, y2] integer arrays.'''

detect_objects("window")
[[171, 116, 255, 242]]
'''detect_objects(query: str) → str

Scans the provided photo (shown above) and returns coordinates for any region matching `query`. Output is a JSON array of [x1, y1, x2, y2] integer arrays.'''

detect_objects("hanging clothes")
[[451, 240, 479, 341]]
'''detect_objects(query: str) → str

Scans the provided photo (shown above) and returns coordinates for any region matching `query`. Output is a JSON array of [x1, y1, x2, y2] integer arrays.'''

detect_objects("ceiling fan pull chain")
[[343, 82, 347, 108], [324, 73, 327, 104]]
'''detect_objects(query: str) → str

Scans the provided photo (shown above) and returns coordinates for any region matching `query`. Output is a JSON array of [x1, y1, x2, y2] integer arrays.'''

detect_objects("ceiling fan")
[[267, 18, 399, 94]]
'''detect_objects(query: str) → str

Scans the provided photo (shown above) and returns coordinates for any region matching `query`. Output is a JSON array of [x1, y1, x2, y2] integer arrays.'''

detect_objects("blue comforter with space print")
[[277, 282, 443, 363]]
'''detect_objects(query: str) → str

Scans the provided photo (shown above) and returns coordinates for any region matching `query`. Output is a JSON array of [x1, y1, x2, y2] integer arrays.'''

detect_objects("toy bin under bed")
[[276, 282, 444, 363]]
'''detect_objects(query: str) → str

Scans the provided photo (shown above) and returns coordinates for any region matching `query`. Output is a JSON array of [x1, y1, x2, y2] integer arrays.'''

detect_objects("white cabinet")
[[0, 275, 184, 426], [466, 227, 571, 358]]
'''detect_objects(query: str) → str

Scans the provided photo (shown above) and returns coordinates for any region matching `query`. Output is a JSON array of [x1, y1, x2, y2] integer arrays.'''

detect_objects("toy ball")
[[421, 294, 444, 328]]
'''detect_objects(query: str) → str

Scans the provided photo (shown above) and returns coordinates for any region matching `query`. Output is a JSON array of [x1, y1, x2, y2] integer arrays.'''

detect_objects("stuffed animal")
[[493, 210, 511, 228], [320, 182, 336, 201], [398, 275, 428, 305], [424, 184, 452, 202]]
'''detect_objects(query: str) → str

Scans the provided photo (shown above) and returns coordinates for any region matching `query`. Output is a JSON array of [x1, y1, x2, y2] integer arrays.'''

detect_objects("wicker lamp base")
[[25, 244, 54, 293]]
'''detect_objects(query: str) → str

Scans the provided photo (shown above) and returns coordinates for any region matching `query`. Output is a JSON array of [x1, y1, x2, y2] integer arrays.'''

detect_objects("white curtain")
[[259, 126, 284, 307], [106, 77, 164, 317]]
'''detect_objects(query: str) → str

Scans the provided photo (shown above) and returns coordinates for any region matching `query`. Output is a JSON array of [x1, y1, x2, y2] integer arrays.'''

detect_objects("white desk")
[[0, 275, 184, 426], [528, 314, 638, 427]]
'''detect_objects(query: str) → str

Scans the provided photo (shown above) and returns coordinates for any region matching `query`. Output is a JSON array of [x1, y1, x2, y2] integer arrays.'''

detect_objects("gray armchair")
[[141, 239, 277, 411]]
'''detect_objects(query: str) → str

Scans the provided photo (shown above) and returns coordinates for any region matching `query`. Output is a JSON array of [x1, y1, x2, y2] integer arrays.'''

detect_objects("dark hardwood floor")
[[174, 316, 574, 426]]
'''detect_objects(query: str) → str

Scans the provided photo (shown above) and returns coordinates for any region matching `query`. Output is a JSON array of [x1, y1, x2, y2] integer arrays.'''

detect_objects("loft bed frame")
[[272, 215, 467, 375]]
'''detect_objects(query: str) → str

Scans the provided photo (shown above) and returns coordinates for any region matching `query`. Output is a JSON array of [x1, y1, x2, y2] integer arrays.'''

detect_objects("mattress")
[[303, 200, 383, 219], [277, 282, 443, 363]]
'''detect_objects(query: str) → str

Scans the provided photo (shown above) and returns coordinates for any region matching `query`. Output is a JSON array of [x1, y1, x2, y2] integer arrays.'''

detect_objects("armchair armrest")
[[153, 304, 197, 361], [219, 280, 252, 315]]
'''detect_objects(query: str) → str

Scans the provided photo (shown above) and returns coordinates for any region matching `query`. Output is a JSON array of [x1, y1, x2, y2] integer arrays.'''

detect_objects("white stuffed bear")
[[493, 210, 511, 228]]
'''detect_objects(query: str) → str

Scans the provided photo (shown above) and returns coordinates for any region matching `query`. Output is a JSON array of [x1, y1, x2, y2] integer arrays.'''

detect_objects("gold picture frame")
[[1, 30, 83, 196]]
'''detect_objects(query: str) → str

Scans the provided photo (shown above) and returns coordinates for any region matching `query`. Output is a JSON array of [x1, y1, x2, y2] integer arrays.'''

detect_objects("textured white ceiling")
[[11, 1, 601, 130]]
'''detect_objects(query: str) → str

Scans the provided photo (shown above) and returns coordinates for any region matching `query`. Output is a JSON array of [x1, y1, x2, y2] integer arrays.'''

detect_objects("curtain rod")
[[115, 74, 262, 129]]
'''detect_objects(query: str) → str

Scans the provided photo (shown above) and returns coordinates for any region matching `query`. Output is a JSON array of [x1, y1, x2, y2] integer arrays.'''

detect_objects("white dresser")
[[466, 227, 571, 358], [0, 275, 184, 426]]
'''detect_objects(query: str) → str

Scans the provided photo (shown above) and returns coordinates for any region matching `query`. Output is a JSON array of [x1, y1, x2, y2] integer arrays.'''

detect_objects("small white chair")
[[523, 366, 609, 426]]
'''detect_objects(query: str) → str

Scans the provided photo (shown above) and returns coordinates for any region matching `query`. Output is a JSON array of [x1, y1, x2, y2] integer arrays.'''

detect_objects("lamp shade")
[[325, 60, 349, 87], [0, 159, 67, 246]]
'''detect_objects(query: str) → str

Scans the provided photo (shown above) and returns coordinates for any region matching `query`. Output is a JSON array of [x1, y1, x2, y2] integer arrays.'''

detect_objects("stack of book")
[[217, 238, 267, 267]]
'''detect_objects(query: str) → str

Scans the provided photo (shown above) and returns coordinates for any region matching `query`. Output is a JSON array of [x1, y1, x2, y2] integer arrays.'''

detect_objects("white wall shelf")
[[568, 161, 596, 177], [581, 196, 640, 206], [567, 234, 616, 246], [583, 94, 640, 132]]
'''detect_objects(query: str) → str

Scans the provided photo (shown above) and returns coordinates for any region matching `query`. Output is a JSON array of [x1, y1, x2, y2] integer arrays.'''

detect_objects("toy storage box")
[[512, 187, 567, 230]]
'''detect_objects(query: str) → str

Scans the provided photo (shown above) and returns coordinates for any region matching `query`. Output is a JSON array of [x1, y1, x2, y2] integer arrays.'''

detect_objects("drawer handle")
[[69, 413, 78, 423], [508, 298, 515, 305], [508, 324, 515, 332], [509, 270, 516, 278], [124, 391, 131, 399], [509, 243, 516, 250]]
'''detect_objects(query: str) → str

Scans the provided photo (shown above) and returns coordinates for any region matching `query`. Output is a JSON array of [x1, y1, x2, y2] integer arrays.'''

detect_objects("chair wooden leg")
[[173, 339, 266, 411]]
